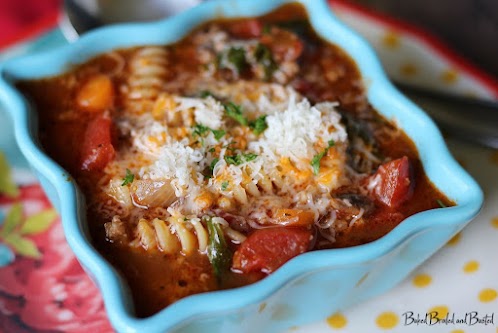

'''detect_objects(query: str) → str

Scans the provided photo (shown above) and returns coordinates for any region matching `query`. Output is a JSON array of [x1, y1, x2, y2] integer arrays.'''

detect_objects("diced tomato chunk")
[[232, 227, 312, 274], [80, 114, 115, 171], [228, 19, 263, 39], [369, 156, 414, 208], [260, 28, 303, 62], [292, 78, 313, 95]]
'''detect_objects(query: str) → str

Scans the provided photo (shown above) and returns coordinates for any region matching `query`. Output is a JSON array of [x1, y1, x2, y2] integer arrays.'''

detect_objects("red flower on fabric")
[[0, 185, 113, 333]]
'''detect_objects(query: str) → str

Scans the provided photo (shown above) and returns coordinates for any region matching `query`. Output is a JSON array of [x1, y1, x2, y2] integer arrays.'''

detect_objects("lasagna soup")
[[19, 4, 451, 317]]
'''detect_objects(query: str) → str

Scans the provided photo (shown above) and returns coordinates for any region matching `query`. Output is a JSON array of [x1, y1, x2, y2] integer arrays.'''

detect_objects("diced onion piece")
[[105, 179, 132, 209], [272, 208, 315, 227], [137, 219, 157, 251], [131, 179, 176, 208], [152, 218, 179, 254]]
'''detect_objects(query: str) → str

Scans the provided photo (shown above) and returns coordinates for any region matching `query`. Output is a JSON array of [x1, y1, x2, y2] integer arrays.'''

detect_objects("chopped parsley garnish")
[[254, 43, 278, 81], [437, 199, 447, 208], [204, 157, 220, 179], [193, 124, 210, 137], [227, 47, 248, 73], [242, 153, 258, 162], [224, 102, 268, 134], [249, 115, 268, 135], [210, 158, 220, 174], [310, 140, 335, 175], [221, 181, 229, 191], [192, 124, 225, 141], [212, 129, 226, 141], [121, 169, 134, 186], [200, 90, 214, 98], [224, 102, 248, 126], [224, 153, 258, 166], [223, 141, 238, 152]]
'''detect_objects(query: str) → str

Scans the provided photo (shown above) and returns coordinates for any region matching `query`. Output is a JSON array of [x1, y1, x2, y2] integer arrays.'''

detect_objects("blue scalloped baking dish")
[[0, 0, 483, 332]]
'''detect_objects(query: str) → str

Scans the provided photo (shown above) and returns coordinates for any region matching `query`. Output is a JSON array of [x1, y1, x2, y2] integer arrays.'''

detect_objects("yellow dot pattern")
[[447, 232, 461, 246], [382, 31, 401, 49], [376, 312, 398, 330], [299, 8, 498, 333], [463, 260, 479, 273], [400, 63, 418, 76], [412, 273, 432, 287], [428, 305, 449, 320], [478, 288, 497, 303], [326, 312, 347, 329], [491, 216, 498, 229], [441, 69, 459, 84]]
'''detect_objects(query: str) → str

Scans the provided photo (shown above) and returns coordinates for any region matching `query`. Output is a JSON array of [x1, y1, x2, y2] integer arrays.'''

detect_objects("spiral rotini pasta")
[[22, 7, 455, 314], [128, 215, 245, 255], [126, 46, 169, 114]]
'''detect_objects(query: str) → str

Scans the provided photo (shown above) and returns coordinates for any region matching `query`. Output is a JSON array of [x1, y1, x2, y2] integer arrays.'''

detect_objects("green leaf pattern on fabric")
[[4, 234, 41, 259], [0, 150, 58, 261], [20, 209, 57, 235], [1, 203, 23, 236], [0, 152, 19, 198]]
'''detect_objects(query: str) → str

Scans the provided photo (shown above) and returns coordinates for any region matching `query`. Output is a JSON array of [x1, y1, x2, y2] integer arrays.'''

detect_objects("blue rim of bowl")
[[0, 0, 483, 332]]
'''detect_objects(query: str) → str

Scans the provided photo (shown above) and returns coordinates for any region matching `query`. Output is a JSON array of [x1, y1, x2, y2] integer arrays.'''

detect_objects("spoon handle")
[[394, 80, 498, 148]]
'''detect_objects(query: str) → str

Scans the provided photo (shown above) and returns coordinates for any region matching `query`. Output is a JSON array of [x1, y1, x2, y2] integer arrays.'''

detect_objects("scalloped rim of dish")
[[0, 0, 483, 332]]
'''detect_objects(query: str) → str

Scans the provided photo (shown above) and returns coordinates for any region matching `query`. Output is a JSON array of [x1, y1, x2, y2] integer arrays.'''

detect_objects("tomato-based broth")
[[18, 4, 451, 317]]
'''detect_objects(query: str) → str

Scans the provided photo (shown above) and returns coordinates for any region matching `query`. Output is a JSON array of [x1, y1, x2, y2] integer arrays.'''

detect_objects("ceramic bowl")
[[0, 0, 483, 332]]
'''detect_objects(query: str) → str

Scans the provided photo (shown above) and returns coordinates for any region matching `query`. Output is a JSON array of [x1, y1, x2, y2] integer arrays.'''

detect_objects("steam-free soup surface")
[[19, 4, 451, 317]]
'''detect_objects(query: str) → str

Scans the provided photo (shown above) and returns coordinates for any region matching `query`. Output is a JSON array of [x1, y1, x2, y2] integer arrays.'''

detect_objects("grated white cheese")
[[110, 80, 351, 219], [175, 96, 224, 129], [130, 116, 169, 157], [249, 93, 347, 164], [139, 140, 204, 196]]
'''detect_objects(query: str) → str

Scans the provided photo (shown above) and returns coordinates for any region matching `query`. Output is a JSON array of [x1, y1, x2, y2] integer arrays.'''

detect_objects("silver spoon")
[[60, 0, 204, 41], [395, 81, 498, 148], [60, 0, 498, 149]]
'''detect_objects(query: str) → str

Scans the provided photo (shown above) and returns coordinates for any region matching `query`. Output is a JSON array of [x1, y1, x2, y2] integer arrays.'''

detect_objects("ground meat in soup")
[[18, 3, 452, 317]]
